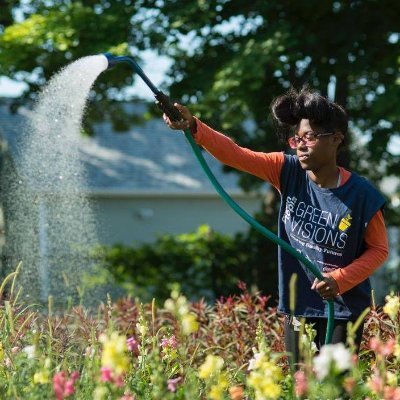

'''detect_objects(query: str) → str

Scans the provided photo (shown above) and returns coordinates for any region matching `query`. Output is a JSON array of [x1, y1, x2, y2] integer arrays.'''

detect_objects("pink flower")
[[368, 371, 384, 393], [53, 372, 66, 400], [167, 376, 182, 393], [126, 337, 139, 356], [384, 386, 400, 400], [294, 370, 308, 397], [52, 371, 78, 400], [70, 371, 80, 381], [161, 335, 178, 349], [11, 346, 19, 354], [64, 380, 75, 396], [369, 337, 395, 357], [382, 338, 396, 356], [343, 377, 356, 394], [168, 335, 178, 348], [120, 394, 136, 400], [369, 337, 381, 352], [100, 367, 113, 383], [114, 373, 124, 387], [101, 367, 125, 387]]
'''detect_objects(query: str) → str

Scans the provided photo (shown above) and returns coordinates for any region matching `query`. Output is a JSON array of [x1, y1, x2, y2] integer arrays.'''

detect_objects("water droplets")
[[6, 55, 107, 305]]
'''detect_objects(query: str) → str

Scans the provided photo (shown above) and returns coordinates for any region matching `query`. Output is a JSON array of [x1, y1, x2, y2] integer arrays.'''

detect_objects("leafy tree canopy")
[[1, 0, 399, 220]]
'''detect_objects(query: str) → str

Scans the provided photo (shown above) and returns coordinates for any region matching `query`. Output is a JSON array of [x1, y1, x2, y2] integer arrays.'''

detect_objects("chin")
[[298, 159, 311, 170]]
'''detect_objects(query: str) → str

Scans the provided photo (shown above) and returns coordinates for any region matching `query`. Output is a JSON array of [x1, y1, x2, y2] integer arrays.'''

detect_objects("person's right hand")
[[163, 103, 196, 132]]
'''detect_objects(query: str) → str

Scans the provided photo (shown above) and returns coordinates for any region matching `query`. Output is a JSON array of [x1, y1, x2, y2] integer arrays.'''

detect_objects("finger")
[[315, 281, 327, 291], [174, 103, 191, 120], [174, 103, 186, 112], [170, 120, 190, 131], [311, 278, 319, 290]]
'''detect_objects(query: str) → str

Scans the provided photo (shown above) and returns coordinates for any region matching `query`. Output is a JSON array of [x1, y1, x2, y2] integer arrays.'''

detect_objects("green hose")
[[183, 129, 334, 344], [102, 52, 334, 344]]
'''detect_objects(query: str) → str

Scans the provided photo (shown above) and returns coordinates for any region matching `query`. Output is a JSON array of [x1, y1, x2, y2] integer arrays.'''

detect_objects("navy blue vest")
[[278, 155, 386, 319]]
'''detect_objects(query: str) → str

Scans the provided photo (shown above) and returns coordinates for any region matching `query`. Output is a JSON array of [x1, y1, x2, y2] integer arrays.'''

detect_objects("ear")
[[333, 132, 344, 144]]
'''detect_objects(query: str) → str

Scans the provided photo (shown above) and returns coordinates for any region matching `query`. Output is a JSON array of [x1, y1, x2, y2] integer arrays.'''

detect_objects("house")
[[0, 99, 267, 249]]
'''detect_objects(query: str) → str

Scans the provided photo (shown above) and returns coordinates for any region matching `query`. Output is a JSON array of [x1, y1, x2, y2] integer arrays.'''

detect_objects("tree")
[[0, 0, 152, 133]]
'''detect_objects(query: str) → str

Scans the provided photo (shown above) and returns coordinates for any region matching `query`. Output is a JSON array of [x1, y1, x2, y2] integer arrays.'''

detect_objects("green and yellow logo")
[[339, 214, 352, 232]]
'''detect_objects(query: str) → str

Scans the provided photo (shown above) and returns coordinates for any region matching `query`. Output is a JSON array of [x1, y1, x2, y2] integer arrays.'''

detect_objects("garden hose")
[[103, 53, 334, 344]]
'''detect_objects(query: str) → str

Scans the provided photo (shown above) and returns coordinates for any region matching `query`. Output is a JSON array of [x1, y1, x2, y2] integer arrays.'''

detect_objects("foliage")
[[1, 267, 400, 399], [95, 224, 278, 303], [138, 1, 400, 180], [0, 0, 150, 134]]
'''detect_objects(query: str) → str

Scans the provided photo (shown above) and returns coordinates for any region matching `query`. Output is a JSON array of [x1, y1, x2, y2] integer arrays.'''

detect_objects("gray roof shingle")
[[0, 100, 244, 193]]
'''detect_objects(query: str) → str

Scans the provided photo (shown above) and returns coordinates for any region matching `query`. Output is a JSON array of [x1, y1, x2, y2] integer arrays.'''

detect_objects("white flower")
[[300, 334, 318, 354], [22, 345, 36, 359], [332, 343, 352, 371], [164, 299, 175, 312], [383, 292, 400, 321], [248, 351, 265, 371], [313, 343, 351, 379]]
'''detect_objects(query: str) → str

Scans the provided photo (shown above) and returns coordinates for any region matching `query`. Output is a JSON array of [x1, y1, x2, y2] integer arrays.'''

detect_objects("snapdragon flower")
[[313, 343, 352, 379]]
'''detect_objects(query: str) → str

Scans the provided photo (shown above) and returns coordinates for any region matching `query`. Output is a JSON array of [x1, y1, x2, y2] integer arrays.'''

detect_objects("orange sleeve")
[[192, 118, 284, 191], [329, 210, 388, 294]]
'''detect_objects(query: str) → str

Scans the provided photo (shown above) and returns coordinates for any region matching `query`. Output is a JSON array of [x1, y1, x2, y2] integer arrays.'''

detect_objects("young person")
[[163, 88, 388, 361]]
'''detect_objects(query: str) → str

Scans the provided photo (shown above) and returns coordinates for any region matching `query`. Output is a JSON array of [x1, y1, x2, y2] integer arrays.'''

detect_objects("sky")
[[0, 50, 171, 100]]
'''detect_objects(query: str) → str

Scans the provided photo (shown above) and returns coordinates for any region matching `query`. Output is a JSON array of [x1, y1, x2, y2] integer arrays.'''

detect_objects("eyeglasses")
[[288, 132, 334, 149]]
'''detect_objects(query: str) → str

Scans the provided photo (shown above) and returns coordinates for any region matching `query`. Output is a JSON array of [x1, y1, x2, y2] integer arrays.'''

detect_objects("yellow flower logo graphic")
[[338, 214, 352, 232]]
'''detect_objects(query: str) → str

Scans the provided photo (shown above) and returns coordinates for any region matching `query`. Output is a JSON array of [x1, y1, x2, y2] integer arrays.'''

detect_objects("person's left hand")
[[311, 273, 339, 300]]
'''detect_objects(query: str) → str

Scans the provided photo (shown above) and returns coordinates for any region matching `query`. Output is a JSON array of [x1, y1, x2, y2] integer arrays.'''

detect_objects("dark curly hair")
[[271, 87, 348, 145]]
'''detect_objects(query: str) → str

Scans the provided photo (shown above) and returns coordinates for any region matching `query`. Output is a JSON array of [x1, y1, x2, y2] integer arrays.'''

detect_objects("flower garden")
[[0, 267, 399, 400]]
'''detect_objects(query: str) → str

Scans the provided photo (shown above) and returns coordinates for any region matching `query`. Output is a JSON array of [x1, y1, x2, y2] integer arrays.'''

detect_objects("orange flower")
[[229, 385, 244, 400]]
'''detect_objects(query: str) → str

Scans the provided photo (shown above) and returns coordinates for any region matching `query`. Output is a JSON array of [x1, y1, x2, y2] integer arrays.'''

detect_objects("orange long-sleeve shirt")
[[192, 118, 388, 295]]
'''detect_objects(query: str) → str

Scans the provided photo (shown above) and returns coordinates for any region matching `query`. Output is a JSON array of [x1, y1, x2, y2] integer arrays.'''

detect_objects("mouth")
[[298, 153, 310, 161]]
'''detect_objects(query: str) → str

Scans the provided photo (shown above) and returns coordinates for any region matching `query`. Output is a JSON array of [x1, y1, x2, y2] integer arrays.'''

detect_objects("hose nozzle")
[[103, 53, 122, 69], [102, 53, 182, 122]]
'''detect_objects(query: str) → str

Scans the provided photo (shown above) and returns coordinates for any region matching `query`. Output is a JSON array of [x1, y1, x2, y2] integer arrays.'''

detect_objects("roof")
[[0, 99, 256, 194]]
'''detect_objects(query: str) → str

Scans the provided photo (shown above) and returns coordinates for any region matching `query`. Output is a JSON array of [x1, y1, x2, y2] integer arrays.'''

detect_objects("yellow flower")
[[247, 352, 282, 400], [33, 371, 50, 384], [383, 292, 400, 321], [93, 386, 108, 400], [164, 299, 175, 313], [386, 371, 398, 386], [136, 322, 148, 337], [198, 355, 224, 380], [394, 343, 400, 360], [99, 332, 129, 374], [181, 313, 199, 335], [0, 343, 3, 362], [209, 373, 229, 400]]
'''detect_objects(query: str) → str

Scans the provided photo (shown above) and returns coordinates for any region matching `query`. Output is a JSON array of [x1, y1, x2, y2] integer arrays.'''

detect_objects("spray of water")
[[3, 55, 109, 307]]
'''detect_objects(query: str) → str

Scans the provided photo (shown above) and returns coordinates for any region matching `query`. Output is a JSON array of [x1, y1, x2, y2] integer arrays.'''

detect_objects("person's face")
[[290, 119, 342, 171]]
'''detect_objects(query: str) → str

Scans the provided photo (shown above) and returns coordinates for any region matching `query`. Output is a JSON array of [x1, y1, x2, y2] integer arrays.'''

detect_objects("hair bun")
[[271, 87, 349, 144], [296, 90, 331, 125], [271, 90, 299, 126]]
